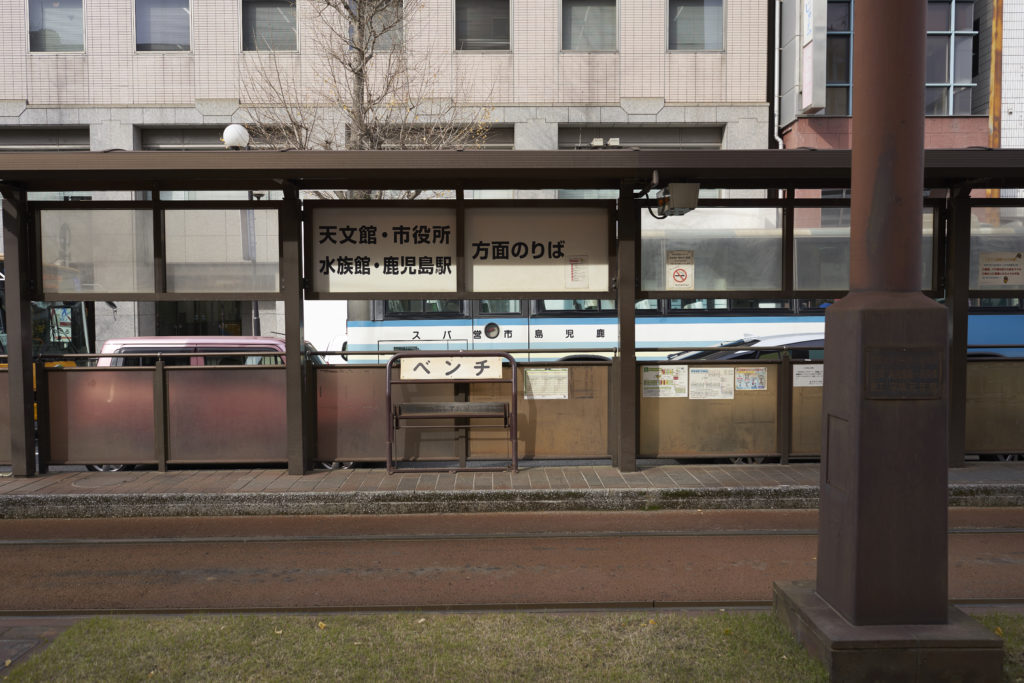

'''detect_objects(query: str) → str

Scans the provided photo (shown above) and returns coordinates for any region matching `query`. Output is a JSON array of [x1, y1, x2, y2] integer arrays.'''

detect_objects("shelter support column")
[[615, 184, 639, 472], [2, 188, 37, 476], [946, 187, 971, 467], [281, 188, 311, 475], [775, 2, 1002, 679]]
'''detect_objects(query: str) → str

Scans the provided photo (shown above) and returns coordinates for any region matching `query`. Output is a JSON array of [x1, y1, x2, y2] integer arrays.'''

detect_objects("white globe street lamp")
[[222, 124, 250, 149]]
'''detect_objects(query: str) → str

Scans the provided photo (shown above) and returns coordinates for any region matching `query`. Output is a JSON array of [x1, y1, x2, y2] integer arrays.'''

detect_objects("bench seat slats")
[[396, 401, 508, 420]]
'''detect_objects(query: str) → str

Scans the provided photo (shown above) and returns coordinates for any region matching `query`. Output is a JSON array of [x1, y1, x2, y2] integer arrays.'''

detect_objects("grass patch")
[[977, 613, 1024, 682], [5, 611, 826, 682]]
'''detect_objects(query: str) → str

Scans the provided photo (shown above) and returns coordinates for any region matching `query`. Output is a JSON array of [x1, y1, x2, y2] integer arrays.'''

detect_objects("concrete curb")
[[2, 484, 1021, 519], [0, 486, 820, 518]]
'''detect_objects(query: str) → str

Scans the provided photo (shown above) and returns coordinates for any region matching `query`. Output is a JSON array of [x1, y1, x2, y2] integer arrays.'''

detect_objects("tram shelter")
[[1, 148, 1024, 477]]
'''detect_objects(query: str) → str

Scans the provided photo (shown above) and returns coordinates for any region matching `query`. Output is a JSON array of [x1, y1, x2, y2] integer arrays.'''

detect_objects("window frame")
[[560, 0, 618, 53], [666, 0, 725, 53], [453, 0, 512, 51], [134, 0, 192, 52], [925, 0, 978, 116], [27, 0, 85, 53], [240, 0, 299, 53], [823, 0, 853, 115]]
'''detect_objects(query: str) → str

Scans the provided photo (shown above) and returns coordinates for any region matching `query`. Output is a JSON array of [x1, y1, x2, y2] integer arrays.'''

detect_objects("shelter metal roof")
[[1, 148, 1023, 193]]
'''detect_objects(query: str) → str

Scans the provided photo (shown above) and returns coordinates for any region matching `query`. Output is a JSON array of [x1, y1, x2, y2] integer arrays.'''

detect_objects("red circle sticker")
[[672, 268, 688, 283]]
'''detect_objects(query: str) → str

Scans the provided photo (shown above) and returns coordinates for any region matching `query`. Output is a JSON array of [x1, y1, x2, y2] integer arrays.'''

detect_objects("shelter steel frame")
[[3, 148, 1024, 476]]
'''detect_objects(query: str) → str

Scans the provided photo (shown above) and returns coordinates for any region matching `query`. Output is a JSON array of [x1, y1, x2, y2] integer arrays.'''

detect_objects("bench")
[[386, 351, 518, 474]]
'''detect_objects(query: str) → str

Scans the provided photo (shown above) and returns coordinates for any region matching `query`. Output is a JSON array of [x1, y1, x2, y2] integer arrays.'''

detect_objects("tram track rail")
[[3, 511, 1023, 614], [1, 523, 1022, 547]]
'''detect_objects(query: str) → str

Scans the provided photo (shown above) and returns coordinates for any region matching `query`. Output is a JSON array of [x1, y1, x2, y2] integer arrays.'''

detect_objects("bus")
[[340, 296, 1024, 363]]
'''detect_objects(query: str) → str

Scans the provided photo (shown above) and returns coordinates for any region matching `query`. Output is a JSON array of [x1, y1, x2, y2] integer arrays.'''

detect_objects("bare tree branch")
[[241, 0, 494, 199]]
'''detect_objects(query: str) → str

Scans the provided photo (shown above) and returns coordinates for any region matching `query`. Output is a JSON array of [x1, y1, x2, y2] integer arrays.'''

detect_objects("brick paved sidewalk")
[[2, 460, 1023, 518]]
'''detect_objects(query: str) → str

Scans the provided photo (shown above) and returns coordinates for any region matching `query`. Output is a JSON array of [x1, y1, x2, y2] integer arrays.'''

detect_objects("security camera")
[[657, 183, 700, 216]]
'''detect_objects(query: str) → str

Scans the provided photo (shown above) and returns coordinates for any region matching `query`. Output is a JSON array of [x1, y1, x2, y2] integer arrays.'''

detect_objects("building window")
[[926, 0, 976, 115], [136, 0, 190, 51], [242, 0, 297, 51], [824, 0, 852, 115], [363, 0, 403, 52], [562, 0, 616, 51], [668, 0, 723, 51], [28, 0, 84, 52], [455, 0, 509, 50]]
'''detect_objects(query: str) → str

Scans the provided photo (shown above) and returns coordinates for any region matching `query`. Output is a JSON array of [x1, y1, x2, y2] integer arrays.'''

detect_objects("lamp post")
[[223, 125, 261, 336]]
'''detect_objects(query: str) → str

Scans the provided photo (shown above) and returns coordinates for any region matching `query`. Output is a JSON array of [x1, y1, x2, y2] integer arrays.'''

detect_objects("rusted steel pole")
[[849, 0, 925, 292]]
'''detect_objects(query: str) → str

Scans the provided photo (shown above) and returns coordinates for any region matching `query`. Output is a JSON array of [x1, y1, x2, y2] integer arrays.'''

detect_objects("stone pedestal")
[[774, 581, 1003, 682], [817, 292, 949, 625]]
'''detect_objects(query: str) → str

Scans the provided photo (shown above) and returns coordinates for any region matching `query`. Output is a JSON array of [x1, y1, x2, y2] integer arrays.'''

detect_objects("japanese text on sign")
[[400, 356, 504, 381], [312, 207, 458, 293], [978, 252, 1024, 287]]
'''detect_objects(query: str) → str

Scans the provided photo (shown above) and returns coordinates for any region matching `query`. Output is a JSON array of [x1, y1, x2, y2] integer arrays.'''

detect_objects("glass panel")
[[826, 36, 850, 83], [955, 1, 974, 31], [562, 0, 616, 51], [156, 301, 245, 335], [40, 210, 155, 294], [795, 208, 933, 290], [668, 0, 723, 51], [825, 86, 850, 115], [826, 1, 850, 31], [136, 0, 190, 51], [925, 86, 949, 115], [927, 0, 952, 31], [640, 207, 782, 291], [926, 35, 951, 82], [455, 0, 510, 50], [242, 0, 297, 51], [969, 207, 1024, 290], [28, 0, 83, 52], [164, 209, 280, 293], [952, 85, 973, 115], [953, 35, 973, 82]]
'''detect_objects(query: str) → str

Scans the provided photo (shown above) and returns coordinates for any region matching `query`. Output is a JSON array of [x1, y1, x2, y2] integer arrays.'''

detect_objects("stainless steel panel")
[[471, 365, 609, 458], [47, 369, 156, 465], [966, 360, 1024, 454], [0, 371, 8, 465], [166, 366, 286, 463], [316, 366, 459, 462], [639, 364, 778, 457]]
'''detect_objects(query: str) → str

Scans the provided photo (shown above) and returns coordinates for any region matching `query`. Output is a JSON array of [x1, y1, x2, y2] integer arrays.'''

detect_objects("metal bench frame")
[[385, 350, 518, 474]]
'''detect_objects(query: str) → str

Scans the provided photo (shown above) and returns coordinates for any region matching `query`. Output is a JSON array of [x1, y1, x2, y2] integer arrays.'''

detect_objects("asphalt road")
[[1, 509, 1022, 612]]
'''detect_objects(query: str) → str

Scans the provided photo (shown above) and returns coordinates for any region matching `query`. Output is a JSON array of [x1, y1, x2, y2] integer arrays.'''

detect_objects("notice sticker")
[[524, 368, 569, 400], [979, 252, 1024, 286], [642, 365, 688, 398], [666, 250, 694, 291], [735, 367, 768, 391], [566, 255, 589, 289], [793, 365, 824, 388], [689, 367, 734, 400]]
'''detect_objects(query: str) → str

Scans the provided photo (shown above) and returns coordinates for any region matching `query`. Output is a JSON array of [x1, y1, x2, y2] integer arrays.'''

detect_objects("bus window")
[[636, 299, 661, 315], [475, 300, 522, 316], [729, 299, 791, 311], [536, 299, 616, 314], [668, 298, 709, 311], [384, 300, 466, 317]]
